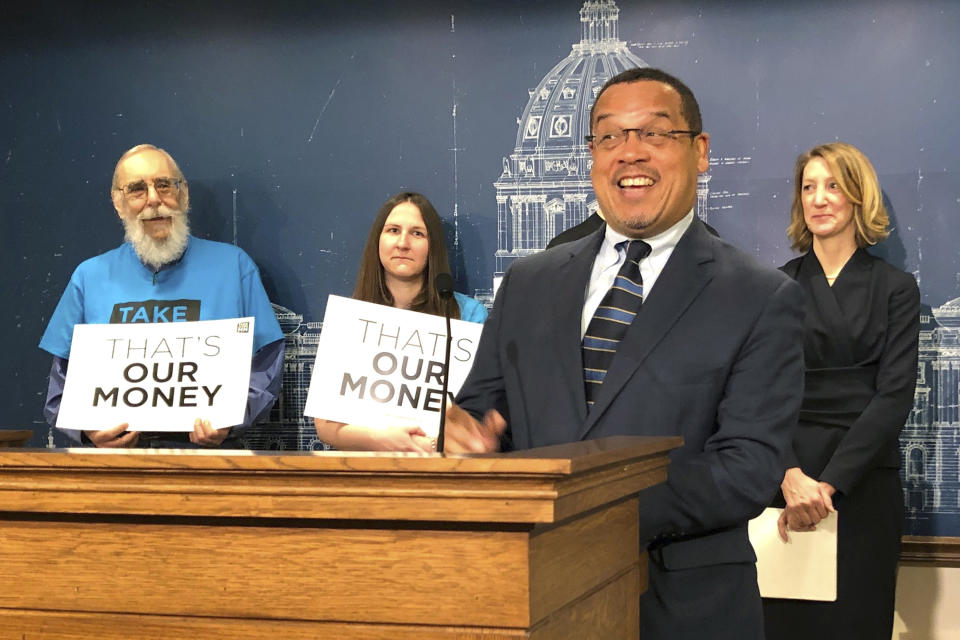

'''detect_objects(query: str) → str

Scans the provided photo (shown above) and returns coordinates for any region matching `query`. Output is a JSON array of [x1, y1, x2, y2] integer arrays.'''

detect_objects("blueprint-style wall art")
[[3, 0, 958, 536]]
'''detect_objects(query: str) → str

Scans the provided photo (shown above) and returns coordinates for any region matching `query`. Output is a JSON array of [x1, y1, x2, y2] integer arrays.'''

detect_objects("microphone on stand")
[[434, 272, 454, 453]]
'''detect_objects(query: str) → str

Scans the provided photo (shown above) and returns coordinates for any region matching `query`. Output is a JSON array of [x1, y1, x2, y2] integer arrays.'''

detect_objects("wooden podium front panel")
[[0, 512, 641, 640], [529, 499, 639, 624], [529, 568, 640, 639], [0, 518, 532, 628], [0, 509, 642, 632], [0, 611, 537, 640], [0, 437, 678, 638]]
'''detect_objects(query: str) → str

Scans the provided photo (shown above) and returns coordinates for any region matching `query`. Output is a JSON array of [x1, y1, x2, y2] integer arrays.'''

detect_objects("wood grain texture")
[[529, 500, 638, 624], [0, 430, 32, 447], [529, 568, 640, 639], [0, 435, 680, 474], [0, 520, 529, 627], [900, 535, 960, 565], [0, 574, 642, 640], [0, 437, 676, 524], [0, 610, 534, 639], [0, 436, 679, 638]]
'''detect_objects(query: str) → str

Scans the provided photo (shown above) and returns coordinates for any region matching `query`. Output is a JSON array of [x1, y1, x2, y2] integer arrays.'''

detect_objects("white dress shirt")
[[581, 210, 695, 338]]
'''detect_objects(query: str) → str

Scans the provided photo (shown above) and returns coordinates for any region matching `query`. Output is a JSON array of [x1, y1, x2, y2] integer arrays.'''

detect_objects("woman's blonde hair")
[[787, 142, 889, 252]]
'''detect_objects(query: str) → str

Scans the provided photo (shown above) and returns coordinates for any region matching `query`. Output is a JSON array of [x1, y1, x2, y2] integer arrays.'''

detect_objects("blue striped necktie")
[[582, 239, 651, 409]]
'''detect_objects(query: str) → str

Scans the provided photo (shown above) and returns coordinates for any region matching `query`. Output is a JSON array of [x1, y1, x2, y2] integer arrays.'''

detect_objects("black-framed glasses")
[[115, 177, 182, 200], [585, 127, 700, 151]]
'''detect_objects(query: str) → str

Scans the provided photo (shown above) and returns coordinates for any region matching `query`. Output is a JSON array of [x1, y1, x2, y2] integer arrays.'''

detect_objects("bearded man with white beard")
[[39, 144, 284, 448]]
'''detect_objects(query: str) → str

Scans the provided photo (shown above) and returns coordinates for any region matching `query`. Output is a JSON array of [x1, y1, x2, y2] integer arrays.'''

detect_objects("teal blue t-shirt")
[[454, 291, 488, 324], [39, 236, 283, 358]]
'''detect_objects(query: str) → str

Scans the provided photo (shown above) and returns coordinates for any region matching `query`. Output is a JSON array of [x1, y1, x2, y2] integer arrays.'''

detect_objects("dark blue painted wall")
[[4, 1, 958, 483]]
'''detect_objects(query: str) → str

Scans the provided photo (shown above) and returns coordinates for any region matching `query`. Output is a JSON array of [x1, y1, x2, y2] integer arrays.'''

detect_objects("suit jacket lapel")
[[797, 251, 856, 363], [552, 229, 605, 429], [576, 220, 716, 440]]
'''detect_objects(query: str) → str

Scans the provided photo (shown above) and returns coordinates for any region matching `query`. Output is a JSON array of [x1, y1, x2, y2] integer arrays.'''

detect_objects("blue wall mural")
[[2, 0, 959, 534]]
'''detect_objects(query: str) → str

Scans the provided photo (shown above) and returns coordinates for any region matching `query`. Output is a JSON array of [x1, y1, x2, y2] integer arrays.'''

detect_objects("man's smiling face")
[[589, 80, 709, 239]]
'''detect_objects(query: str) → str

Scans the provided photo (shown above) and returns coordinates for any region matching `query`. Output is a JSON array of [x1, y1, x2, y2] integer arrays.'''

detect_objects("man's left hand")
[[443, 404, 506, 454], [189, 418, 231, 446]]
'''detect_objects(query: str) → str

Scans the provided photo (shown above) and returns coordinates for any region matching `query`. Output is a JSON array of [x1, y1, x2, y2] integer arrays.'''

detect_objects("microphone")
[[434, 273, 454, 453], [435, 272, 454, 300]]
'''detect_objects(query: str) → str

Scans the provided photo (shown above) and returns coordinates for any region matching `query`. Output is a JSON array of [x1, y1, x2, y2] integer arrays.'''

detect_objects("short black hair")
[[589, 67, 702, 135]]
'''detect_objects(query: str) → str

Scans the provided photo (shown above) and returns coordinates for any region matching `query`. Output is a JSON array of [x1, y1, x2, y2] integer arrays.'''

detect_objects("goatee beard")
[[123, 204, 190, 271]]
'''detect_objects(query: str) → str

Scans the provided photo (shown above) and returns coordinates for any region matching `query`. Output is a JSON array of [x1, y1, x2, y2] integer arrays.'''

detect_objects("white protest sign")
[[57, 318, 255, 432], [304, 295, 484, 438]]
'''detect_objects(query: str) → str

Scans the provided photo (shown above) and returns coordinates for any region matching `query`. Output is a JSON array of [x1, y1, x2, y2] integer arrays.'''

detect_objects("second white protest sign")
[[305, 295, 483, 439]]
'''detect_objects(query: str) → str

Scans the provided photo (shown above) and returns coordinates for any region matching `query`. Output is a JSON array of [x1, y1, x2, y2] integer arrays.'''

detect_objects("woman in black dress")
[[763, 142, 920, 639]]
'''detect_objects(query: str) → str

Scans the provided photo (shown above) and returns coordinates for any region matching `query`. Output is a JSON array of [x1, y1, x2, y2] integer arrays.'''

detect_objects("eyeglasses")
[[585, 127, 700, 151], [115, 177, 182, 200]]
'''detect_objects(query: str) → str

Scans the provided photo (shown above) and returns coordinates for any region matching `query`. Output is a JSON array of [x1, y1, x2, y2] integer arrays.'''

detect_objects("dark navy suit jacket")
[[457, 218, 805, 637]]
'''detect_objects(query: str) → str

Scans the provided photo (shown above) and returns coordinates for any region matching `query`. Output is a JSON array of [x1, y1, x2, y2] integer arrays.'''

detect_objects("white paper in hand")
[[749, 507, 837, 601]]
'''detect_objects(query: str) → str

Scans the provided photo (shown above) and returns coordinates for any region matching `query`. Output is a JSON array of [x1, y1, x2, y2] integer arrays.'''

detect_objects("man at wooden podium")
[[445, 68, 805, 639]]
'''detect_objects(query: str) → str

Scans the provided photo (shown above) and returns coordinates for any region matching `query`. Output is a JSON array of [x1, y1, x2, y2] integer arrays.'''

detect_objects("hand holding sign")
[[83, 419, 229, 448], [313, 418, 434, 453], [189, 418, 232, 446], [85, 423, 140, 448]]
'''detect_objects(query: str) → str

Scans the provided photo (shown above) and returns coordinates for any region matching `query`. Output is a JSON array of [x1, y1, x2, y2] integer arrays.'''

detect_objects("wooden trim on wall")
[[900, 536, 960, 565], [0, 430, 32, 448]]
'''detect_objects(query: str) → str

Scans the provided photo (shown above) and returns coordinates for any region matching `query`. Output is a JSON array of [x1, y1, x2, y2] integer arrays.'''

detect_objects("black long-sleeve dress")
[[763, 248, 920, 640]]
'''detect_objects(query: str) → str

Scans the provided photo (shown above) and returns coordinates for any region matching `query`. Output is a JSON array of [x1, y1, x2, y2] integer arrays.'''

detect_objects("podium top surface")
[[0, 436, 680, 524], [0, 435, 679, 476]]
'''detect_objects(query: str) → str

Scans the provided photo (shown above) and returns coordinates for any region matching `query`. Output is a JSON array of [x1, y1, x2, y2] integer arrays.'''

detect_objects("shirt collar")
[[597, 209, 695, 267]]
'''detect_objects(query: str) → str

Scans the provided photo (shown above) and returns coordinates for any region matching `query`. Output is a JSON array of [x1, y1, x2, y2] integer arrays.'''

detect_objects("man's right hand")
[[443, 404, 506, 454], [84, 423, 139, 448]]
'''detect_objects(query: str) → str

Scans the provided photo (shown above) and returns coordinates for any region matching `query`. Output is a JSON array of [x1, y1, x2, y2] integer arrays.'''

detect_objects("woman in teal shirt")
[[314, 192, 486, 451]]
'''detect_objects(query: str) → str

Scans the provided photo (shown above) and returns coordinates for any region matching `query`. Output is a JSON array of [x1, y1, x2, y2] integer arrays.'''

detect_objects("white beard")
[[122, 204, 190, 271]]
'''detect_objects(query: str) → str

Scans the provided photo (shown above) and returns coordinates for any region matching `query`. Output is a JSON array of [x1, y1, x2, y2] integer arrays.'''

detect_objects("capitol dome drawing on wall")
[[493, 0, 711, 279]]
